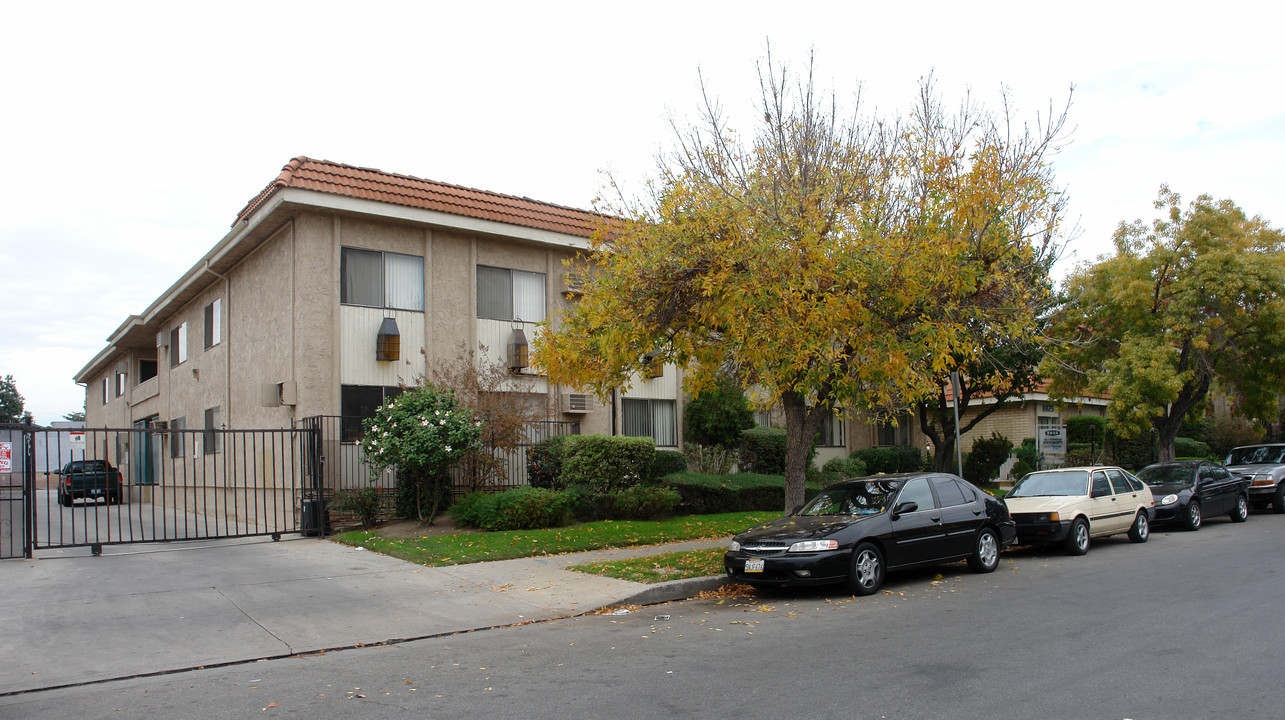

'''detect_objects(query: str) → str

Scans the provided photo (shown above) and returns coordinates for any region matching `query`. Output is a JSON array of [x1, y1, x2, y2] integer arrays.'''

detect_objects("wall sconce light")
[[508, 327, 529, 371], [376, 317, 400, 361]]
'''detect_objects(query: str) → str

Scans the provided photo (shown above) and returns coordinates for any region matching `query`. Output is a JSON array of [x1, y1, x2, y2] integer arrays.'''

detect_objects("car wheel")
[[1128, 511, 1150, 543], [1273, 486, 1285, 514], [1065, 518, 1090, 556], [846, 543, 885, 596], [1183, 501, 1202, 531], [1230, 495, 1249, 523], [967, 527, 1000, 573]]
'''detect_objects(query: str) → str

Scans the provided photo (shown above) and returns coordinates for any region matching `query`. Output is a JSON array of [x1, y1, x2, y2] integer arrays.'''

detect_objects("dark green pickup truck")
[[56, 460, 124, 506]]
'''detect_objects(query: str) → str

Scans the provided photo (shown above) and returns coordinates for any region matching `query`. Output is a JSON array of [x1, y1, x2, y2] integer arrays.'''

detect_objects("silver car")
[[1224, 444, 1285, 513]]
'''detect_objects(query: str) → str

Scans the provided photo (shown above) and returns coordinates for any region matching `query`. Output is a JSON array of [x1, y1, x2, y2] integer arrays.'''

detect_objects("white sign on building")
[[1039, 426, 1067, 463]]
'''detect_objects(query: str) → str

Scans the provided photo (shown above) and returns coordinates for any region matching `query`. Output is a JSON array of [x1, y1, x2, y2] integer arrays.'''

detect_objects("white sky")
[[2, 1, 1282, 425]]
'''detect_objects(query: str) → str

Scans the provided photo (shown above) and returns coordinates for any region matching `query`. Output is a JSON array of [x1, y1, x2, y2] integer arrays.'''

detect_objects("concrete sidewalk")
[[0, 535, 729, 695]]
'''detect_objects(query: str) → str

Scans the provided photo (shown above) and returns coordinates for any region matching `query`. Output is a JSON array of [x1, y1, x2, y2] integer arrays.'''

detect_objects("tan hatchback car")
[[1006, 466, 1155, 555]]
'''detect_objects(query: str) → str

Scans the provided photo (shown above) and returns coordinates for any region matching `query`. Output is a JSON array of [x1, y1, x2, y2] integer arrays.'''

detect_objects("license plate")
[[744, 558, 764, 573]]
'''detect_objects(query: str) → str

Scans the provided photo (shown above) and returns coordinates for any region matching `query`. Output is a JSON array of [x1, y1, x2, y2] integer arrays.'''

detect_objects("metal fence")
[[303, 416, 580, 498], [5, 424, 319, 556]]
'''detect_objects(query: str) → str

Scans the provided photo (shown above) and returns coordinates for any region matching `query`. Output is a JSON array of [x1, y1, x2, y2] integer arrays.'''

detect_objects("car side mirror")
[[892, 501, 918, 518]]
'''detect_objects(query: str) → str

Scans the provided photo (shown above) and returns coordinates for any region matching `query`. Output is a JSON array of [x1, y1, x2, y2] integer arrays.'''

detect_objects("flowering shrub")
[[361, 384, 483, 522]]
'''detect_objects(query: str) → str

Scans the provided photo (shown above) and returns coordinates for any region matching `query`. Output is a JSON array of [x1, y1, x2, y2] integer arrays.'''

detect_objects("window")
[[477, 266, 545, 322], [169, 323, 187, 367], [931, 476, 969, 507], [622, 398, 677, 447], [897, 477, 936, 511], [203, 406, 221, 454], [1092, 471, 1111, 496], [877, 418, 911, 447], [204, 298, 222, 350], [139, 359, 157, 383], [170, 417, 185, 457], [816, 409, 845, 447], [102, 377, 110, 405], [341, 248, 424, 311], [341, 385, 405, 442]]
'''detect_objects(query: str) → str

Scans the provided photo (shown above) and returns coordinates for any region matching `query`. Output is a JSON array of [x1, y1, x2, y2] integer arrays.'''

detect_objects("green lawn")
[[332, 511, 774, 567], [569, 547, 727, 583]]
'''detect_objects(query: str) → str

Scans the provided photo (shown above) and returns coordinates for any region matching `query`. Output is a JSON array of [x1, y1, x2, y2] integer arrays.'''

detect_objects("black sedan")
[[724, 472, 1017, 595], [1137, 460, 1250, 530]]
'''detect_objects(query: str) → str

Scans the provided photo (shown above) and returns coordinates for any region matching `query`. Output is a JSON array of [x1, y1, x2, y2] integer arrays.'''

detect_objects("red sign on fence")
[[0, 442, 11, 473]]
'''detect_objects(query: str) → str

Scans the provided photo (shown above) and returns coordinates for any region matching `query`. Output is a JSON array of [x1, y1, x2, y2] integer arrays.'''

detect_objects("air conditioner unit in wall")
[[564, 392, 594, 414]]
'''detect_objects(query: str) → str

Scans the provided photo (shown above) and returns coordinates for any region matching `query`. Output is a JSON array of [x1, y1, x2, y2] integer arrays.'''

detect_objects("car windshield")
[[1009, 471, 1089, 498], [1226, 446, 1285, 465], [1137, 466, 1194, 486], [798, 481, 900, 516]]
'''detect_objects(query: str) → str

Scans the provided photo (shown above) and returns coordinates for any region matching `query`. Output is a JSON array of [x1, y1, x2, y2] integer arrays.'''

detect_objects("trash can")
[[301, 495, 323, 537]]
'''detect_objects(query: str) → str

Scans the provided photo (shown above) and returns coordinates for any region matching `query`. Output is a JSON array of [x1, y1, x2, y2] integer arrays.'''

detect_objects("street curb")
[[611, 574, 729, 607]]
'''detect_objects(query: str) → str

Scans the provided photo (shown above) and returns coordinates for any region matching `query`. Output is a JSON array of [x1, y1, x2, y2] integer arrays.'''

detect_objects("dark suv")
[[1224, 444, 1285, 513], [56, 460, 124, 506]]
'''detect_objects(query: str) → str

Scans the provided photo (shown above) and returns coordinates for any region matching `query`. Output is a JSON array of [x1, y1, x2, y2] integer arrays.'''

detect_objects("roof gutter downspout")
[[204, 260, 232, 429]]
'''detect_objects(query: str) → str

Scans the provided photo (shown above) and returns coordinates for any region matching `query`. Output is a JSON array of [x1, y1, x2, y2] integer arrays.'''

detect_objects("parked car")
[[723, 472, 1017, 596], [1137, 460, 1250, 530], [56, 459, 124, 506], [1223, 444, 1285, 513], [1005, 466, 1154, 555]]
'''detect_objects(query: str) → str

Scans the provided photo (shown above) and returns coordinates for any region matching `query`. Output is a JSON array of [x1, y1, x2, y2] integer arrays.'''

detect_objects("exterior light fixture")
[[376, 317, 400, 361], [642, 352, 663, 379], [508, 327, 529, 371]]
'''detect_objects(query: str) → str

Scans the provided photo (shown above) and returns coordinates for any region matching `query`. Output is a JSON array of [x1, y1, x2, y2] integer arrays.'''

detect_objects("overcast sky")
[[3, 1, 1281, 425]]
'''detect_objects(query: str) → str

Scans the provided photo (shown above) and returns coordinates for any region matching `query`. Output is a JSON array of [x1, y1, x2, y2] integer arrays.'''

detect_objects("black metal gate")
[[1, 422, 321, 557]]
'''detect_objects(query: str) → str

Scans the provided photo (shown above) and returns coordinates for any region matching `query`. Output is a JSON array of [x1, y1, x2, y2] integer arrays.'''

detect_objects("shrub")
[[1066, 416, 1107, 445], [451, 487, 571, 531], [1015, 438, 1041, 470], [683, 378, 756, 450], [1065, 442, 1098, 467], [1174, 437, 1212, 459], [652, 449, 690, 478], [561, 435, 656, 492], [610, 484, 681, 520], [527, 434, 571, 489], [663, 472, 824, 514], [327, 487, 383, 530], [821, 456, 867, 482], [1109, 428, 1155, 470], [395, 469, 453, 522], [740, 427, 788, 474], [1010, 459, 1033, 481], [684, 443, 736, 475], [1206, 415, 1265, 458], [851, 446, 925, 475]]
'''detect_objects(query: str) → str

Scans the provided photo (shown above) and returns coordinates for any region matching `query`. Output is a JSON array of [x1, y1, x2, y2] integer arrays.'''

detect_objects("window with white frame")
[[622, 398, 678, 447], [204, 298, 222, 350], [169, 323, 187, 367], [341, 247, 424, 311], [477, 266, 545, 322], [115, 371, 127, 397], [102, 377, 110, 405]]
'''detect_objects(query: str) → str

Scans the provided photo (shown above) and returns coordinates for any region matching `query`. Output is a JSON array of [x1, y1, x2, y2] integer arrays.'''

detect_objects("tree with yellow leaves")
[[1044, 186, 1285, 462], [536, 53, 1069, 510]]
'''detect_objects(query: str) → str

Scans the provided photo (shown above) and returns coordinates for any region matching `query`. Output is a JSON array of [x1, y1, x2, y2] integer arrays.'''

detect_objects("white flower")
[[435, 410, 441, 416], [475, 421, 482, 427], [439, 419, 446, 426], [445, 445, 452, 452], [421, 419, 429, 426]]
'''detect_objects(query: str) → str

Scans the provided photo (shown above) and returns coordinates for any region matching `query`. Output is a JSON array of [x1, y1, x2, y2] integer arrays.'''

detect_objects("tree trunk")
[[781, 392, 826, 513]]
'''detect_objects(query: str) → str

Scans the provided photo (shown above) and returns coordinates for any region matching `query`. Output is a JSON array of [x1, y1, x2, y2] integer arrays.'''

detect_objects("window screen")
[[384, 253, 424, 310], [623, 398, 677, 447], [477, 266, 545, 322], [341, 248, 384, 307]]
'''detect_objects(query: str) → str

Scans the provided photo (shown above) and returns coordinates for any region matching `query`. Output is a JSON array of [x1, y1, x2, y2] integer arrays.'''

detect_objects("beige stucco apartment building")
[[75, 158, 687, 485]]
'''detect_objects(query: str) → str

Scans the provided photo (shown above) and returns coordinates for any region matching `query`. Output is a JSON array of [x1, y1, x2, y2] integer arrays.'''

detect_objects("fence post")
[[22, 415, 34, 559]]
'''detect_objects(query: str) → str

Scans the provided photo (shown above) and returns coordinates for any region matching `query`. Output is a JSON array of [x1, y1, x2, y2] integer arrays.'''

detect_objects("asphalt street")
[[4, 508, 1281, 719]]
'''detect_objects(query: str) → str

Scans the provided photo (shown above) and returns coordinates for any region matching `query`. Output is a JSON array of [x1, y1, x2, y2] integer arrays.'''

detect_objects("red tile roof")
[[234, 157, 604, 238]]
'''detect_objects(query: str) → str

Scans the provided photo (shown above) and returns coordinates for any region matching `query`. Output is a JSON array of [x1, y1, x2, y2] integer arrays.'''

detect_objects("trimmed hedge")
[[652, 449, 689, 479], [610, 484, 681, 520], [527, 435, 571, 489], [1175, 437, 1212, 459], [850, 446, 927, 474], [818, 456, 868, 485], [739, 427, 788, 474], [1066, 416, 1107, 445], [663, 472, 824, 514], [449, 486, 572, 531], [562, 435, 656, 492]]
